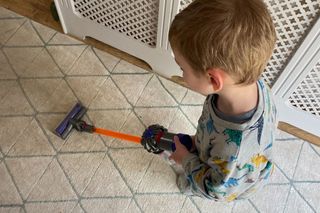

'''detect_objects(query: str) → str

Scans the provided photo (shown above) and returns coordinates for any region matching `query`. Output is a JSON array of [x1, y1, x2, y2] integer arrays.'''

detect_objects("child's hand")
[[169, 136, 190, 164]]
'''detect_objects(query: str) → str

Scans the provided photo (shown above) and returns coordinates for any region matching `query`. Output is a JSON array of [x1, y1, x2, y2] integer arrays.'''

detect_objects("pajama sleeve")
[[181, 150, 240, 201]]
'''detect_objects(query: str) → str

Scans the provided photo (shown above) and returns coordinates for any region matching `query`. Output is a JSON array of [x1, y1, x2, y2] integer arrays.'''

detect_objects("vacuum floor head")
[[55, 102, 87, 139]]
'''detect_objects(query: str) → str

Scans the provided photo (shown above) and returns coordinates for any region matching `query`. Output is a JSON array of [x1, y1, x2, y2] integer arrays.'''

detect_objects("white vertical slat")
[[54, 0, 69, 33], [282, 38, 320, 100], [272, 17, 320, 98], [161, 0, 173, 50], [156, 0, 166, 48]]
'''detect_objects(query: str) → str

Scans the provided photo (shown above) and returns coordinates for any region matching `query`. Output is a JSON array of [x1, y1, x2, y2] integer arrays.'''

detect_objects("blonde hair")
[[169, 0, 276, 85]]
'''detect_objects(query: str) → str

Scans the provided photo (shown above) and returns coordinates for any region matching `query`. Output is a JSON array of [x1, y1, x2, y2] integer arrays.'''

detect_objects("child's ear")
[[207, 68, 224, 92]]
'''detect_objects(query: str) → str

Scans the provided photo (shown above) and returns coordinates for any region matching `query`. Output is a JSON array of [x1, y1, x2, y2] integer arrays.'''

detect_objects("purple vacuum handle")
[[141, 124, 193, 153], [173, 133, 193, 151], [158, 132, 193, 152]]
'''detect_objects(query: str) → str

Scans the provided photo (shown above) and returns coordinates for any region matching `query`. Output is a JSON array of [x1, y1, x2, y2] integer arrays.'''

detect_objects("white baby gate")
[[54, 0, 320, 138]]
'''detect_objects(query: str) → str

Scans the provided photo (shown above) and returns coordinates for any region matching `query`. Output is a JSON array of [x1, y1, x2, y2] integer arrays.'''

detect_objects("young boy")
[[167, 0, 277, 201]]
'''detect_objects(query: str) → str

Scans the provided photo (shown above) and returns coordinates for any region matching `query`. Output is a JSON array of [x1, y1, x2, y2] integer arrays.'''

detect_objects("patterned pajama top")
[[182, 79, 278, 201]]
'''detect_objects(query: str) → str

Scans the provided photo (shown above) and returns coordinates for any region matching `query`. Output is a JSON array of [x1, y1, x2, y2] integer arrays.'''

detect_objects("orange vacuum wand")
[[94, 127, 141, 144], [67, 119, 192, 153], [69, 119, 142, 144]]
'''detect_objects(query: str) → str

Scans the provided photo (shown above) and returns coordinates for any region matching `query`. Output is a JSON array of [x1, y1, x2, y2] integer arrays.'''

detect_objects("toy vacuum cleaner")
[[55, 103, 193, 154]]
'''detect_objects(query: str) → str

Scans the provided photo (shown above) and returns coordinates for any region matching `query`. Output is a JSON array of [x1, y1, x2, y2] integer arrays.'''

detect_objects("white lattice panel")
[[179, 0, 193, 12], [264, 0, 320, 87], [73, 0, 159, 47], [178, 0, 320, 87], [55, 0, 320, 134], [289, 63, 320, 116]]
